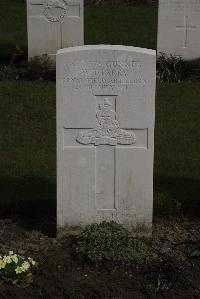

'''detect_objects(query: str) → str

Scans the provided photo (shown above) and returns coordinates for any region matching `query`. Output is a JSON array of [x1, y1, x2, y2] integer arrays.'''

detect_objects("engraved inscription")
[[76, 98, 136, 146], [43, 0, 67, 22], [63, 59, 146, 91]]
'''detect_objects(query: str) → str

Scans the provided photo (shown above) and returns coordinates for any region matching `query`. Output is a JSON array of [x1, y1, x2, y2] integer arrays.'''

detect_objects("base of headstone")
[[57, 223, 152, 239], [28, 54, 56, 68]]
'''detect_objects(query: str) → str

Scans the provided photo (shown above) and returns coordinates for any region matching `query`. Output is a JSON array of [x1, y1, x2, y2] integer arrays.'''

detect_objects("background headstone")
[[57, 45, 156, 236], [27, 0, 84, 60], [157, 0, 200, 60]]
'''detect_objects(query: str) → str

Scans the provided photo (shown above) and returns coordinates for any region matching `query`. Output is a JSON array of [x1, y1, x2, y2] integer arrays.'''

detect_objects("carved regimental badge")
[[76, 98, 136, 146], [43, 0, 67, 23]]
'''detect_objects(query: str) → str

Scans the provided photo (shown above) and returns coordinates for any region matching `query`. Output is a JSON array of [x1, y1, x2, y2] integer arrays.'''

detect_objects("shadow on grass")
[[0, 176, 199, 236], [154, 177, 200, 217], [0, 177, 56, 237]]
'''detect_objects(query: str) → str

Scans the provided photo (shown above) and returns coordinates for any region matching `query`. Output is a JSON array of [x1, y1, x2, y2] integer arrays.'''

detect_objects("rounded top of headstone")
[[57, 45, 156, 56]]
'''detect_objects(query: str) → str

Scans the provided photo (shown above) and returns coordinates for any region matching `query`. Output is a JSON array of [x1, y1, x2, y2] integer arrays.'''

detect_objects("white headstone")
[[157, 0, 200, 60], [26, 0, 84, 60], [57, 45, 156, 236]]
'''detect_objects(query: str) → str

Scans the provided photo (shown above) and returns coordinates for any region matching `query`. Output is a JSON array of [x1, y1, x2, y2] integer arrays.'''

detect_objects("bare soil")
[[0, 217, 200, 299]]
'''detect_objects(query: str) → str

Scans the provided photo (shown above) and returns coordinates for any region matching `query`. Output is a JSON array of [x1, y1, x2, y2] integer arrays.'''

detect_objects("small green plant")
[[0, 251, 37, 285], [157, 53, 187, 83], [74, 221, 145, 263], [0, 55, 56, 81], [27, 55, 55, 80]]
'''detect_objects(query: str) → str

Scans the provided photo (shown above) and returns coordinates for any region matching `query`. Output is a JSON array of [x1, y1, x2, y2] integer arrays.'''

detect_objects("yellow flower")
[[0, 260, 6, 269], [3, 256, 12, 264], [32, 260, 36, 266], [11, 254, 18, 264], [9, 251, 14, 256], [21, 261, 30, 271], [15, 266, 22, 274], [28, 257, 36, 266]]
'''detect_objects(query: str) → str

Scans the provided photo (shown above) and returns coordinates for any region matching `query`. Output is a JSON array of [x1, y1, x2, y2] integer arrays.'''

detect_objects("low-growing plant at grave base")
[[0, 55, 56, 81], [26, 55, 56, 80], [0, 251, 37, 285], [157, 53, 187, 83], [74, 221, 145, 263]]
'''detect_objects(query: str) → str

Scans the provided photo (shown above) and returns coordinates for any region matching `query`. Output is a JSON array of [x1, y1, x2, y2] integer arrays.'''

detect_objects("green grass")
[[155, 82, 200, 215], [0, 1, 158, 64], [85, 4, 158, 49], [0, 81, 56, 222], [0, 81, 200, 223]]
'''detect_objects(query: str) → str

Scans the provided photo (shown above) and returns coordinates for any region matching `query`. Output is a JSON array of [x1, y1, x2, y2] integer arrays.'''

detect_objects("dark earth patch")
[[0, 217, 200, 299]]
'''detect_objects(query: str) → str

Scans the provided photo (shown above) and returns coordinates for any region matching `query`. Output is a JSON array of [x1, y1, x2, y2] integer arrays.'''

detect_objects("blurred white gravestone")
[[26, 0, 84, 60], [157, 0, 200, 60], [57, 45, 156, 236]]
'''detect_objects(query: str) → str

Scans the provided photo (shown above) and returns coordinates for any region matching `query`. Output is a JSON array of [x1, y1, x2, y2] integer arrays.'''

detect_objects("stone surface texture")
[[57, 45, 156, 235], [26, 0, 84, 60], [157, 0, 200, 60]]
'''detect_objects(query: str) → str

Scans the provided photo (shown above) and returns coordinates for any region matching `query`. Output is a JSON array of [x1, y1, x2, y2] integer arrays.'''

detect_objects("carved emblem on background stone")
[[43, 0, 67, 23], [76, 98, 136, 146]]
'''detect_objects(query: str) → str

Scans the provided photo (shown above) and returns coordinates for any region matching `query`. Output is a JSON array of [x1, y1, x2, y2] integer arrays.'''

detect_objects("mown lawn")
[[85, 4, 158, 49], [0, 81, 200, 223], [155, 82, 200, 215], [0, 81, 56, 223], [0, 0, 158, 64]]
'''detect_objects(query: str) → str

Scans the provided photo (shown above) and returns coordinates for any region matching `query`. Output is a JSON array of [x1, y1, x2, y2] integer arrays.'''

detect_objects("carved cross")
[[176, 15, 197, 48], [63, 95, 148, 211]]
